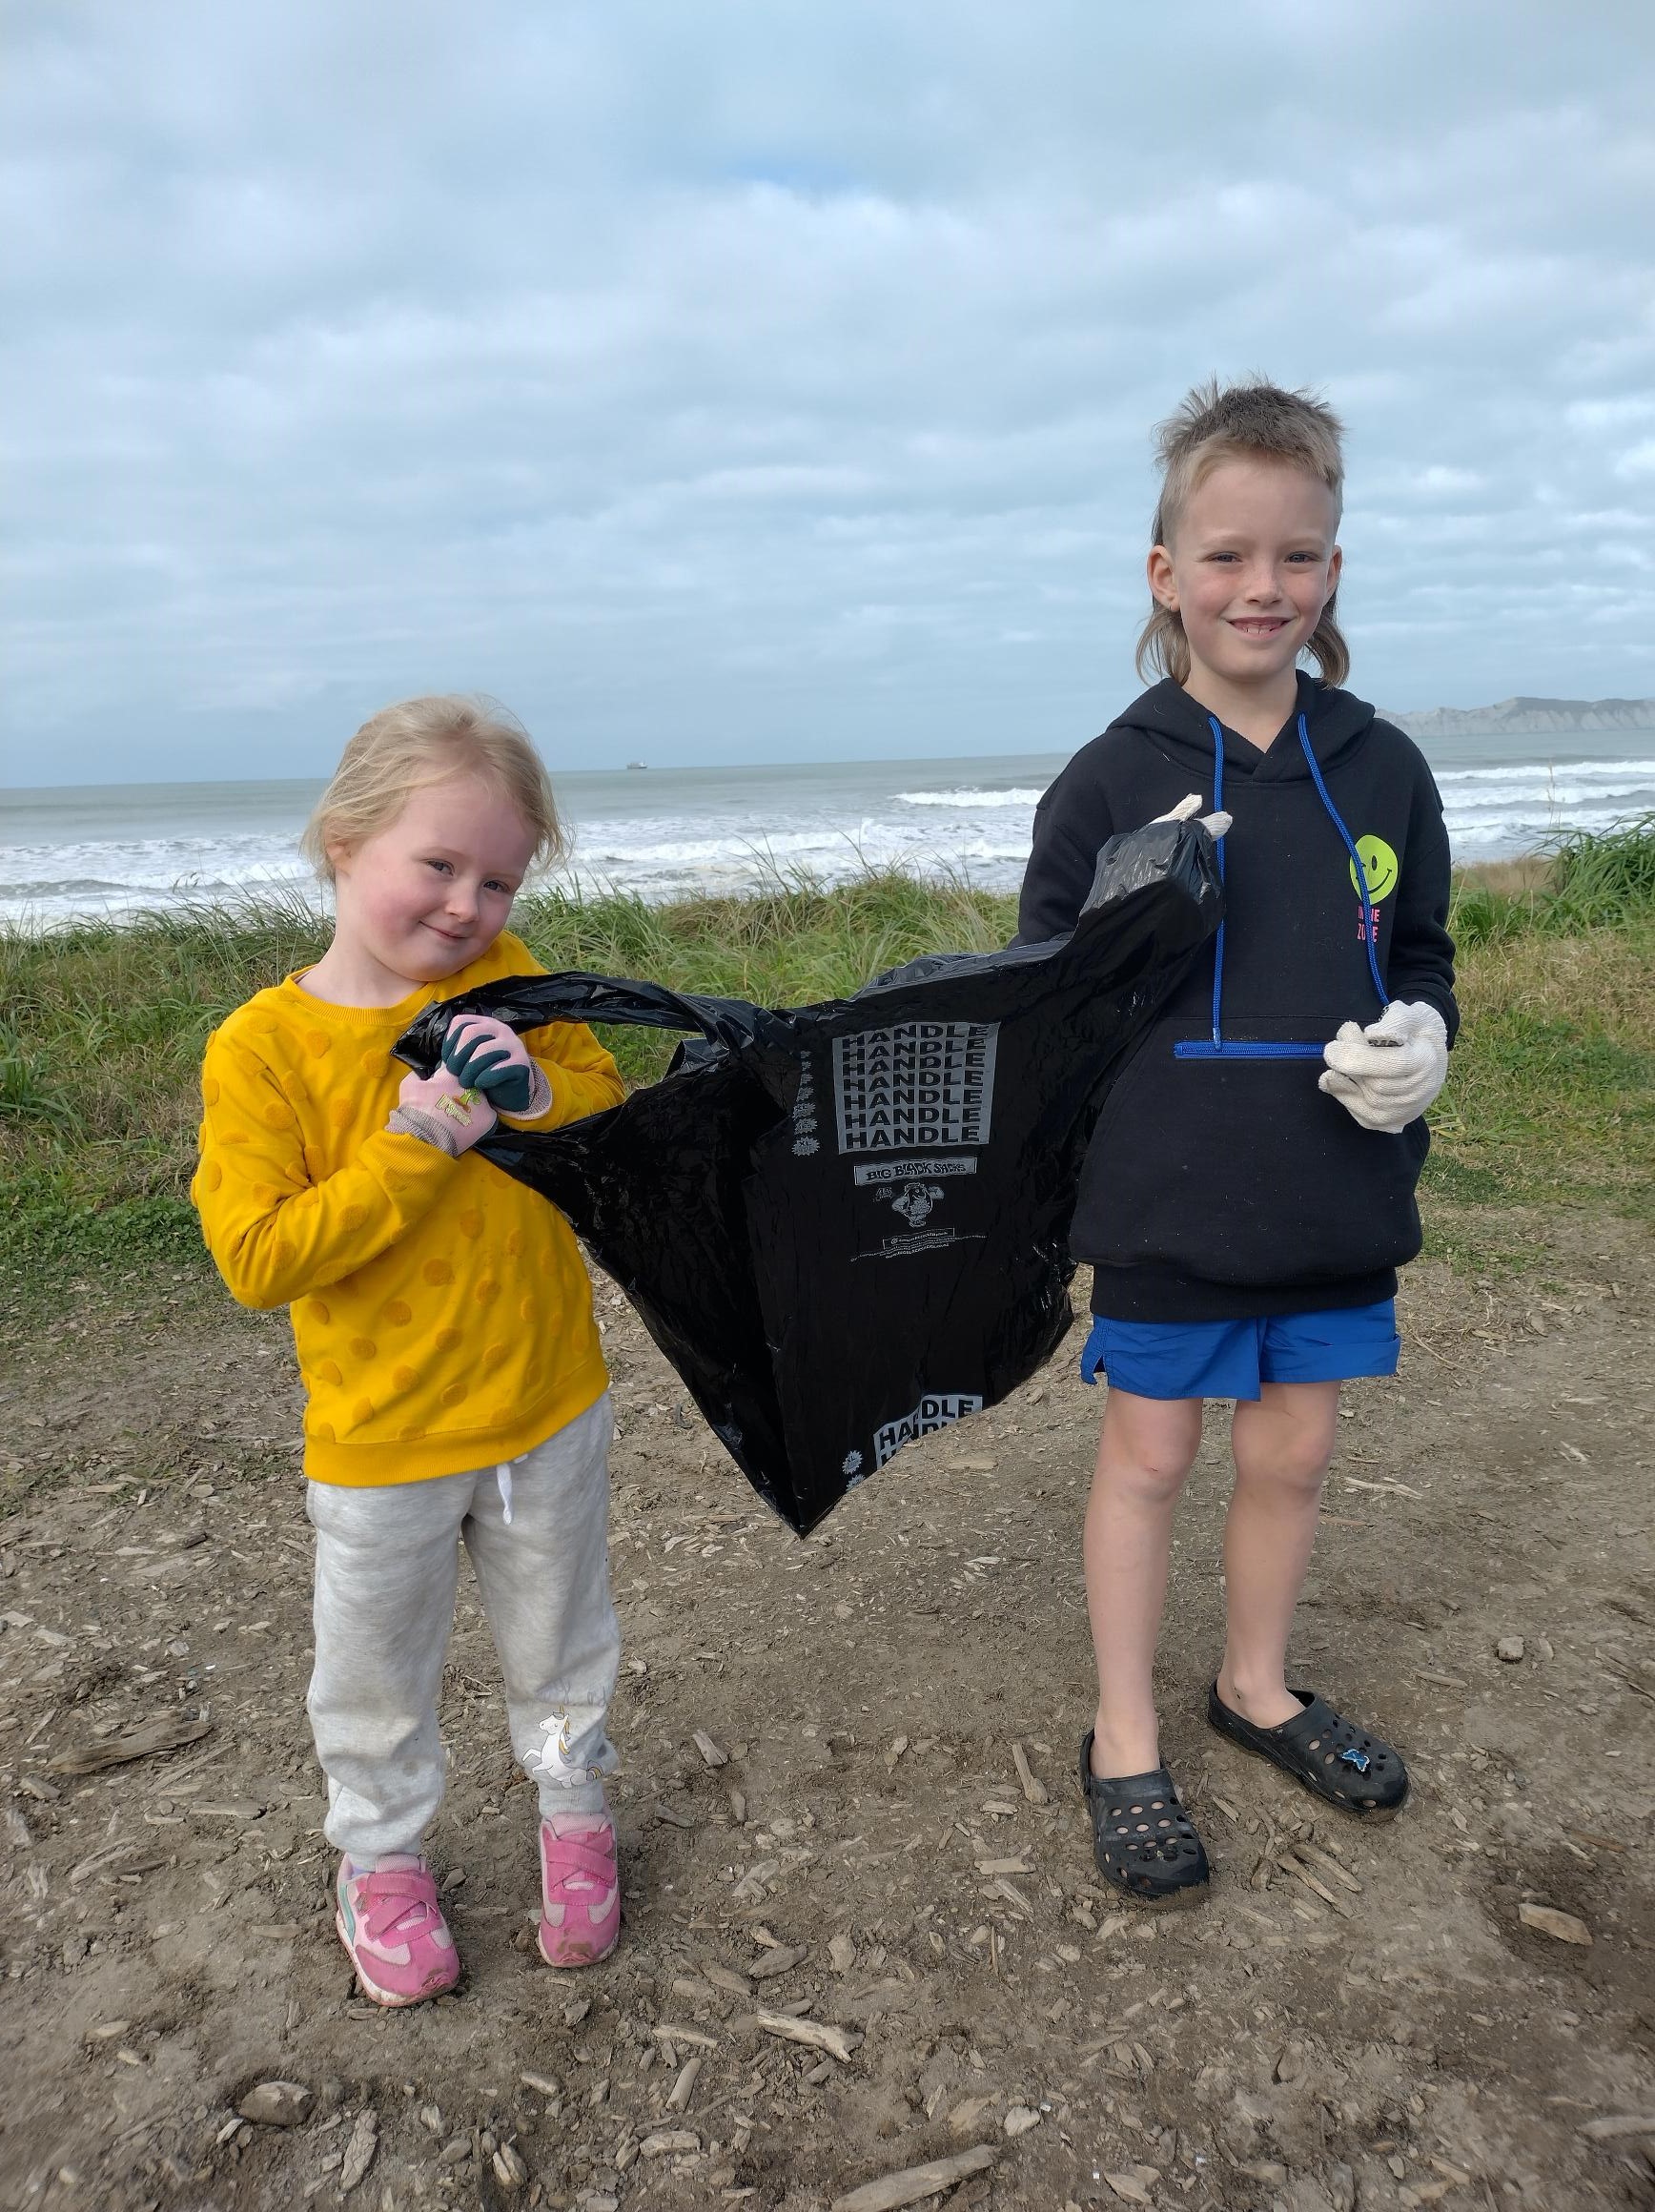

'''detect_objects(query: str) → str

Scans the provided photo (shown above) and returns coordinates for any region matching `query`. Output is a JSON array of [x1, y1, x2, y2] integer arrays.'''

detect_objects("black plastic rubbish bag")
[[396, 817, 1222, 1533]]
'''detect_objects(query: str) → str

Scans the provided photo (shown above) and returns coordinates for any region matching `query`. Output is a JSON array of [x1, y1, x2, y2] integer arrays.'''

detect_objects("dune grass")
[[0, 871, 1011, 1284], [1, 830, 1650, 1294], [1448, 812, 1655, 943]]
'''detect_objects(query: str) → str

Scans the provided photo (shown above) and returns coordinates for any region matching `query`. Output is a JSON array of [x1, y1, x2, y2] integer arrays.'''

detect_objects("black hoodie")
[[1017, 674, 1457, 1321]]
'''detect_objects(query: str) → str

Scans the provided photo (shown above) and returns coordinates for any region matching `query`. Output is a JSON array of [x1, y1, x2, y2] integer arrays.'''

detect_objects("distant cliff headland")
[[1385, 696, 1655, 739]]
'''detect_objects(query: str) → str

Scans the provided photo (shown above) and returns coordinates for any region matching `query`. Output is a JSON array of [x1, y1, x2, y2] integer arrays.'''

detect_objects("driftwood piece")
[[1011, 1742, 1049, 1806], [338, 2108, 378, 2192], [1519, 1901, 1592, 1945], [48, 1714, 212, 1777], [753, 2010, 862, 2062], [1581, 2114, 1655, 2141], [830, 2144, 998, 2212]]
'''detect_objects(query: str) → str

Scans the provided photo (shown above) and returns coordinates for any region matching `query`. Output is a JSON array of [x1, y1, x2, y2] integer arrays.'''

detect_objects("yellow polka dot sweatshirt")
[[192, 931, 625, 1487]]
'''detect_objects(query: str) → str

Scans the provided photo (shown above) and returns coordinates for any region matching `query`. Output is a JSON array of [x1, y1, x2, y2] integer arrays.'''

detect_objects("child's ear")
[[1147, 543, 1178, 610]]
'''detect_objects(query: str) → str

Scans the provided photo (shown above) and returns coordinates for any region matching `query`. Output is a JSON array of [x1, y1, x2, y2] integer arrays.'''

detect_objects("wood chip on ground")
[[829, 2143, 998, 2212]]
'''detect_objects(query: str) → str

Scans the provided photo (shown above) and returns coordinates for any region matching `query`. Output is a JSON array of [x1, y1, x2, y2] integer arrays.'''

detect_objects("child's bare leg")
[[1216, 1380, 1341, 1729], [1084, 1388, 1203, 1777]]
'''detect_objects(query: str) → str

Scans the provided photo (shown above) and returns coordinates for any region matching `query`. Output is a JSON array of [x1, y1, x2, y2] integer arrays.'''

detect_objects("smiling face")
[[328, 773, 538, 995], [1148, 456, 1341, 705]]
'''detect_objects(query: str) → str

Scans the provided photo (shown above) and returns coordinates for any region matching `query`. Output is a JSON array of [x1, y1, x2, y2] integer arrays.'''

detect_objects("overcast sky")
[[4, 1, 1653, 787]]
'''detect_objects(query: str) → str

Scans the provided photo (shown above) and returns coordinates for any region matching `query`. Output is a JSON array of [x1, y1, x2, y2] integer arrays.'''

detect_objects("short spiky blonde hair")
[[300, 694, 565, 883], [1136, 378, 1350, 687]]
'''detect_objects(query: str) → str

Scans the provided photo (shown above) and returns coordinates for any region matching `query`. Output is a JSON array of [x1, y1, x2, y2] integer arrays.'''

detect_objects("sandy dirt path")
[[1, 1210, 1651, 2212]]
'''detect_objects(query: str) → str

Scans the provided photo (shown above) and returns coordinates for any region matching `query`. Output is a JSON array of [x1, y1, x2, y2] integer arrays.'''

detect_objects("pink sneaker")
[[335, 1854, 460, 2006], [536, 1813, 621, 1967]]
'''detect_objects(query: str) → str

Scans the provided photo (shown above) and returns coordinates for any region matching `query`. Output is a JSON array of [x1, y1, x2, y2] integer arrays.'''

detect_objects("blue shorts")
[[1079, 1301, 1400, 1402]]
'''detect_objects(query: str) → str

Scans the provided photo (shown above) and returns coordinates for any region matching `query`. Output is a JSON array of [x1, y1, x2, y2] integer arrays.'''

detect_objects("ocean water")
[[2, 730, 1652, 930]]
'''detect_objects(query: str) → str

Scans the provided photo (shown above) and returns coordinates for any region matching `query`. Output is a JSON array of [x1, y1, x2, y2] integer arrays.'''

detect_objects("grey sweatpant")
[[305, 1394, 619, 1860]]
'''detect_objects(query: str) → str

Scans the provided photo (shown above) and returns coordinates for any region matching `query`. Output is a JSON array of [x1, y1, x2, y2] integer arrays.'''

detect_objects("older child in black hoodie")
[[1019, 380, 1456, 1904]]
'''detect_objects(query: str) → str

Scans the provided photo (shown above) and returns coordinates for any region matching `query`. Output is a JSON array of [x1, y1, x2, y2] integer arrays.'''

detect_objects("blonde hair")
[[1135, 378, 1350, 688], [301, 694, 565, 883]]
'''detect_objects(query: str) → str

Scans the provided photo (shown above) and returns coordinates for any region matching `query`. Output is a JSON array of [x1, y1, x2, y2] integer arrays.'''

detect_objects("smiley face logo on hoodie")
[[1349, 835, 1399, 904]]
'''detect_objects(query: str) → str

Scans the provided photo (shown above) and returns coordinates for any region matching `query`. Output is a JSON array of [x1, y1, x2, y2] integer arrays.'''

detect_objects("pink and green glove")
[[386, 1067, 498, 1157], [440, 1014, 551, 1120]]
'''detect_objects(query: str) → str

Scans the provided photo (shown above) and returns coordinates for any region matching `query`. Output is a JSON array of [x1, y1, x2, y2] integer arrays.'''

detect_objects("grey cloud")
[[3, 0, 1652, 782]]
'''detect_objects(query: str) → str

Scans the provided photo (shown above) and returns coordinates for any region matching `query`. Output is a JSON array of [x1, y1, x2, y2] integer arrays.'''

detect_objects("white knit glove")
[[1319, 999, 1449, 1134], [1154, 792, 1233, 838]]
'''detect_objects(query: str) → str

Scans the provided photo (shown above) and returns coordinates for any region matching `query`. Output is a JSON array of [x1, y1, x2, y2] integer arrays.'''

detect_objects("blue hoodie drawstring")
[[1173, 710, 1389, 1060], [1293, 712, 1391, 1013], [1208, 727, 1227, 1046]]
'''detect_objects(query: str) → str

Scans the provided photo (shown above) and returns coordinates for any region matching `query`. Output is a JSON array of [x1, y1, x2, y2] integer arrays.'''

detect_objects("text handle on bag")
[[832, 1020, 999, 1154]]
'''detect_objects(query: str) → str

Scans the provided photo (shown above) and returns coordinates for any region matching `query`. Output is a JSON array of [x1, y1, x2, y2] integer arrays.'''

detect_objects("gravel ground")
[[1, 1207, 1651, 2212]]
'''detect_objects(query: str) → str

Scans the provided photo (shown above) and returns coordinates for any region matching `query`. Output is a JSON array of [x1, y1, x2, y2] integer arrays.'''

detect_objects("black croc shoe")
[[1078, 1732, 1210, 1907], [1207, 1684, 1408, 1817]]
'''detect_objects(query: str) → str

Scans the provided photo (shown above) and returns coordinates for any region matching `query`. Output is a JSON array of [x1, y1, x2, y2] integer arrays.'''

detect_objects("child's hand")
[[441, 1014, 540, 1116], [1318, 1000, 1448, 1133], [387, 1067, 499, 1157]]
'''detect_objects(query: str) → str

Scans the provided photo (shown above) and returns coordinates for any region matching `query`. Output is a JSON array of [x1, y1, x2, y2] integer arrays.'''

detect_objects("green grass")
[[1449, 811, 1655, 943], [1, 829, 1650, 1295], [1419, 921, 1654, 1212], [0, 870, 1011, 1287]]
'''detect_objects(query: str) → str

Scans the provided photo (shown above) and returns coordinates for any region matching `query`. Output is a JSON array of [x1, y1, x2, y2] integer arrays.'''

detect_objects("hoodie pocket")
[[1073, 1018, 1425, 1287]]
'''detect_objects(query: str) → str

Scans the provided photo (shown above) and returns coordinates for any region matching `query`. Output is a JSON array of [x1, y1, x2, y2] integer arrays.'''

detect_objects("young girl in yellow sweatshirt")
[[193, 695, 627, 2005]]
